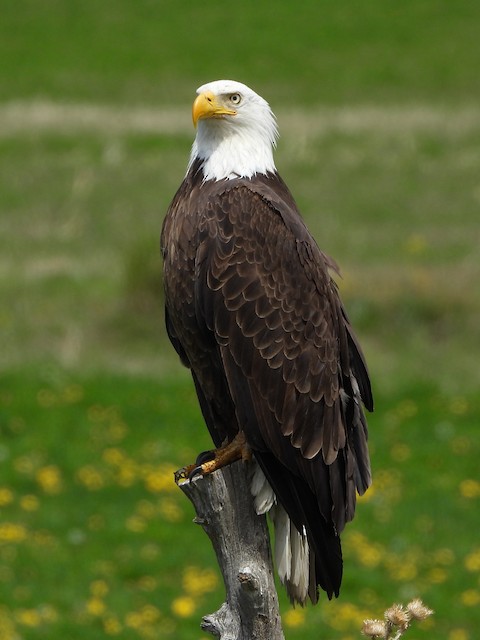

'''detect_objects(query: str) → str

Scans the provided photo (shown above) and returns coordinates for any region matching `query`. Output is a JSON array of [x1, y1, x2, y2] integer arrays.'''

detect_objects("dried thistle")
[[362, 619, 388, 638], [362, 598, 433, 639], [406, 598, 434, 621], [385, 603, 410, 630]]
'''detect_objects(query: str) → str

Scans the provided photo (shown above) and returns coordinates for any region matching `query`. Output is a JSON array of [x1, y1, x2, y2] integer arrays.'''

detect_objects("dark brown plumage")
[[161, 158, 373, 602]]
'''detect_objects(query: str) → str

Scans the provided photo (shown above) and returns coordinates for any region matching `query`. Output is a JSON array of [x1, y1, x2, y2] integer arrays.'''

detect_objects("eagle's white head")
[[188, 80, 279, 181]]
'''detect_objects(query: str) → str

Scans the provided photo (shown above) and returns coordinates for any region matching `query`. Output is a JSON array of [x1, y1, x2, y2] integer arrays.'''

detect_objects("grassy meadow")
[[1, 2, 480, 639]]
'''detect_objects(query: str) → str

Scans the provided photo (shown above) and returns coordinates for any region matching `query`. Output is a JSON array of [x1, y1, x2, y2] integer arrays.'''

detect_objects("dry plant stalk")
[[362, 598, 433, 639], [177, 461, 285, 640]]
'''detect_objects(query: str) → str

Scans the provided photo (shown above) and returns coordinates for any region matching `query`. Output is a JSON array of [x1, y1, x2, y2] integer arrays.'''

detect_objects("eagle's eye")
[[229, 93, 242, 106]]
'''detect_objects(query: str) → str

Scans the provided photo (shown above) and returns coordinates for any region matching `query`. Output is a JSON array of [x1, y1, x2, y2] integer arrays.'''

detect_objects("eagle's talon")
[[195, 450, 216, 465], [174, 433, 249, 485], [174, 467, 189, 483], [188, 465, 205, 481]]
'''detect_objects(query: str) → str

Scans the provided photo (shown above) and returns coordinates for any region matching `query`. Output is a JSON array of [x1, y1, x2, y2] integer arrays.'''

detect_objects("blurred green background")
[[1, 1, 479, 638]]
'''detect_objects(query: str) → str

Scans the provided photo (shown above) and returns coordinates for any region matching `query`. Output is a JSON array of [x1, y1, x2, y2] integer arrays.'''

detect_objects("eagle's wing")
[[194, 180, 372, 527]]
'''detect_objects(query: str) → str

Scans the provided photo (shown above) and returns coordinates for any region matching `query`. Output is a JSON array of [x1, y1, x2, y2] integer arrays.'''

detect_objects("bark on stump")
[[177, 460, 285, 640]]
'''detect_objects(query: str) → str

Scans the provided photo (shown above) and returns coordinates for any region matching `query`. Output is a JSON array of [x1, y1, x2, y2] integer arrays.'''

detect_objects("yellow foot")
[[175, 432, 251, 484]]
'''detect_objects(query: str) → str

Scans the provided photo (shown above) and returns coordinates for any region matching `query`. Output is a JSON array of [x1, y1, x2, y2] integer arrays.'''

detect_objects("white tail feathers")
[[270, 505, 310, 604], [250, 460, 310, 604], [250, 459, 276, 514]]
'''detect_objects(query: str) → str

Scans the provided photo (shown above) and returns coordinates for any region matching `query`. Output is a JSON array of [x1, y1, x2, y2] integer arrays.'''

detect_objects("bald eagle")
[[161, 80, 373, 605]]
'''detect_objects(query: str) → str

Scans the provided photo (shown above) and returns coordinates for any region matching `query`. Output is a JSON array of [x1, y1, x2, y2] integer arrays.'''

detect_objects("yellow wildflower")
[[125, 515, 146, 532], [0, 488, 14, 507], [459, 479, 480, 499], [125, 611, 143, 629], [76, 465, 105, 491], [36, 465, 62, 494], [86, 597, 106, 616], [136, 499, 156, 519], [283, 608, 306, 628], [460, 589, 480, 607], [90, 580, 109, 598], [15, 608, 42, 627], [330, 602, 371, 631], [357, 542, 383, 568], [159, 498, 183, 523], [116, 462, 137, 487], [0, 522, 27, 543], [345, 531, 384, 568], [144, 464, 177, 493], [20, 495, 39, 511], [102, 447, 126, 465], [385, 555, 418, 582], [183, 566, 218, 596], [104, 615, 122, 635], [38, 604, 58, 623], [427, 567, 447, 584], [432, 547, 455, 565], [139, 605, 161, 624], [107, 421, 128, 442], [171, 596, 196, 618], [464, 548, 480, 572], [0, 607, 16, 637], [140, 543, 160, 561], [14, 455, 36, 475]]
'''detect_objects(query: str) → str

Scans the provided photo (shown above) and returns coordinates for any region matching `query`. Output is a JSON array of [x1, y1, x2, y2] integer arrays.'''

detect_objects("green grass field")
[[1, 2, 480, 638]]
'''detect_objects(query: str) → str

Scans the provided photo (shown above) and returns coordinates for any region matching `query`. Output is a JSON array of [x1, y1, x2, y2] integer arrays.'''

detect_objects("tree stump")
[[177, 460, 285, 640]]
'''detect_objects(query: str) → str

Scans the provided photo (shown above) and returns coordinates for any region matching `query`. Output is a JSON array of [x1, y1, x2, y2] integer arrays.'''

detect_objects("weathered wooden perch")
[[177, 460, 285, 640]]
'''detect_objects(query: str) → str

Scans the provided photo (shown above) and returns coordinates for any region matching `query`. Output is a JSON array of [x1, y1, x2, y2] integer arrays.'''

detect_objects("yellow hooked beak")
[[192, 91, 237, 127]]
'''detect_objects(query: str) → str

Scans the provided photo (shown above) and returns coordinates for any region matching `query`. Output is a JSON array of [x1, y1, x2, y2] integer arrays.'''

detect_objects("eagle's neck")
[[187, 119, 277, 181]]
